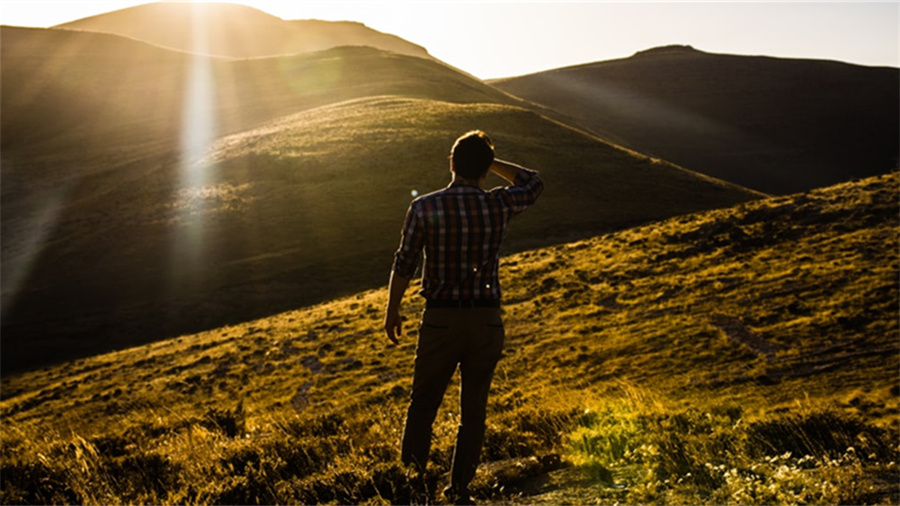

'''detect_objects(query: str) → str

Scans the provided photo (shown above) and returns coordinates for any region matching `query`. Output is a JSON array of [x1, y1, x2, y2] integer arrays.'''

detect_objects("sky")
[[1, 1, 897, 79]]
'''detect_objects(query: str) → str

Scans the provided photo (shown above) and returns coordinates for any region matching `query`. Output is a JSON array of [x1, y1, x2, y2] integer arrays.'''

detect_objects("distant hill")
[[1, 26, 503, 151], [491, 45, 900, 194], [2, 171, 895, 505], [54, 1, 431, 60], [1, 25, 761, 374]]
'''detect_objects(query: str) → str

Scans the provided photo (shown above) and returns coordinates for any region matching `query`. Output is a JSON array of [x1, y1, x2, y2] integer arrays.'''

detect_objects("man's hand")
[[384, 271, 411, 345], [384, 310, 402, 345]]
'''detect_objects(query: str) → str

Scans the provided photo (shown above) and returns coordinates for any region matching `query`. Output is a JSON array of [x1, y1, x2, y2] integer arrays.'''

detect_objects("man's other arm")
[[384, 271, 411, 345]]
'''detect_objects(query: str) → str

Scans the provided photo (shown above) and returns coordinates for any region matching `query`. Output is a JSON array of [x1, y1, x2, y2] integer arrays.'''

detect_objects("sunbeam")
[[170, 2, 219, 298]]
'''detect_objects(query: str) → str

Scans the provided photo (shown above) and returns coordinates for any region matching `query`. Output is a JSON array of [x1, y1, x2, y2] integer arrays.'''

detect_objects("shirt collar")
[[448, 180, 483, 190]]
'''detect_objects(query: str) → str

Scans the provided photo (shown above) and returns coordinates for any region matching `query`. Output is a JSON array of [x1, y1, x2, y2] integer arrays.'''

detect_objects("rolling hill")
[[0, 25, 508, 151], [54, 1, 431, 60], [1, 23, 761, 374], [491, 45, 900, 195], [2, 171, 896, 505]]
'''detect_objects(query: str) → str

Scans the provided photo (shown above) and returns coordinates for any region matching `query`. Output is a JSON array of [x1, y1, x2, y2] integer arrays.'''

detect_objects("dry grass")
[[2, 172, 897, 504]]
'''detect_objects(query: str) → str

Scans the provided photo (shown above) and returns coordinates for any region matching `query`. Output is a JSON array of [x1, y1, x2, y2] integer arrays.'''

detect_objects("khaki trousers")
[[400, 307, 505, 491]]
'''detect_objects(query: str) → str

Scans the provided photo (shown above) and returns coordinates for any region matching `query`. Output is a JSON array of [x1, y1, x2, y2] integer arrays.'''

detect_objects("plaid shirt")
[[392, 168, 543, 301]]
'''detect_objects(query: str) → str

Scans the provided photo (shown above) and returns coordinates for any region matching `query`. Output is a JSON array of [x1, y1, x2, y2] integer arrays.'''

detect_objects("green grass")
[[2, 172, 896, 504]]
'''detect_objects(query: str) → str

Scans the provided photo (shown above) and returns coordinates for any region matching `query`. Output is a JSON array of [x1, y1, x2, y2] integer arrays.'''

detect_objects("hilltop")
[[54, 2, 431, 60], [491, 45, 899, 194], [1, 25, 761, 374], [2, 171, 896, 505]]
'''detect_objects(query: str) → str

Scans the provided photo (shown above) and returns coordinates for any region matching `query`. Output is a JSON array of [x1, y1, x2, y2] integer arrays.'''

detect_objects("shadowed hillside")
[[55, 1, 431, 60], [2, 25, 532, 377], [1, 90, 760, 374], [491, 45, 900, 195], [2, 172, 896, 505]]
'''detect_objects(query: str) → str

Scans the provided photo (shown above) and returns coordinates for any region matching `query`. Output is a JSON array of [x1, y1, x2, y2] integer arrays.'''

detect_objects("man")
[[384, 130, 543, 504]]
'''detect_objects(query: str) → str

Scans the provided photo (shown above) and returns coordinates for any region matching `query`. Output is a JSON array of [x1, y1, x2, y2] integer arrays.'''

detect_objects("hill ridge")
[[54, 1, 432, 60], [491, 46, 899, 194]]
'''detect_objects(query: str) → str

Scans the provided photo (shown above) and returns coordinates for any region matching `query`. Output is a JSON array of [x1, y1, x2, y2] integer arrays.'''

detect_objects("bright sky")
[[1, 1, 897, 79]]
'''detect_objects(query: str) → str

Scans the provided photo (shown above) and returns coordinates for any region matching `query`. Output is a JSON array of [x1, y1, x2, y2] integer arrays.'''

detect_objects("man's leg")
[[448, 309, 505, 495], [401, 309, 459, 471]]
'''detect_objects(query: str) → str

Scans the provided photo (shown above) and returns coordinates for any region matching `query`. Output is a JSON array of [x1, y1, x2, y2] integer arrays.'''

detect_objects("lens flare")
[[170, 3, 219, 298]]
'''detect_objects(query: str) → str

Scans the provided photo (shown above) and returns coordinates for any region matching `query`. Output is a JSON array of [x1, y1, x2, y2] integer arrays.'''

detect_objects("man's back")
[[393, 169, 543, 301]]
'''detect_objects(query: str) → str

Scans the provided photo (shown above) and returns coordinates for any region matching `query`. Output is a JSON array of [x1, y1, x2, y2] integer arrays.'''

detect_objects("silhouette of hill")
[[54, 1, 431, 60], [2, 172, 895, 504], [1, 25, 761, 374], [491, 45, 900, 194]]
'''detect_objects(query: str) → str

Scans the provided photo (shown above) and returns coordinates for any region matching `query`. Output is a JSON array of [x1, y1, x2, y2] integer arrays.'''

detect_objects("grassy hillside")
[[2, 172, 896, 505], [1, 91, 760, 374], [491, 45, 900, 195], [55, 1, 431, 60]]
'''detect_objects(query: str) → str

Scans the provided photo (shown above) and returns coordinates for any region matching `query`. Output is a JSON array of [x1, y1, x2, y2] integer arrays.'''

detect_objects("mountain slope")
[[2, 172, 896, 505], [491, 45, 900, 195], [2, 23, 766, 374], [54, 1, 431, 60], [1, 93, 760, 374]]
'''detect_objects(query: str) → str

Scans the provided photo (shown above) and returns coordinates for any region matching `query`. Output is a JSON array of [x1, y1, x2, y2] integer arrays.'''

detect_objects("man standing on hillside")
[[384, 130, 543, 504]]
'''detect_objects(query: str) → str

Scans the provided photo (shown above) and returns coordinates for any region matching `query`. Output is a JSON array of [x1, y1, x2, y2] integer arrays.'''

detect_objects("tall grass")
[[7, 389, 893, 505]]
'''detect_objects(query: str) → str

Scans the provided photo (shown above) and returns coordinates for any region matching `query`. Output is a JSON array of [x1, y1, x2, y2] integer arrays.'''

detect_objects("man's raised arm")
[[489, 158, 528, 183], [490, 158, 544, 211]]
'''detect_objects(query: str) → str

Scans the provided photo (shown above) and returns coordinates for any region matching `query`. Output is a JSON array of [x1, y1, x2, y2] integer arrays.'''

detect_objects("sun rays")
[[170, 3, 221, 296]]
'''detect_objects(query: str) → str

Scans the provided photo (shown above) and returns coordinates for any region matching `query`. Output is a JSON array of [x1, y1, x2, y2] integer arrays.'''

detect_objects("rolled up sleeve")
[[498, 168, 544, 214], [391, 202, 424, 278]]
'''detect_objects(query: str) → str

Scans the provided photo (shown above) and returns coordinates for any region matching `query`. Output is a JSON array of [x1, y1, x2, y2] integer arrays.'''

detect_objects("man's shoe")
[[442, 485, 475, 505]]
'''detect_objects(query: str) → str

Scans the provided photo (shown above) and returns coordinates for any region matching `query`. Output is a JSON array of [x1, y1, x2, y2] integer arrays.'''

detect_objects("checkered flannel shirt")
[[391, 168, 544, 301]]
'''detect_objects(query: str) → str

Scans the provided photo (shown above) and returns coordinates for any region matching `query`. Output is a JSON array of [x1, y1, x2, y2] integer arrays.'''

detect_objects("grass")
[[2, 171, 897, 504], [563, 399, 897, 505]]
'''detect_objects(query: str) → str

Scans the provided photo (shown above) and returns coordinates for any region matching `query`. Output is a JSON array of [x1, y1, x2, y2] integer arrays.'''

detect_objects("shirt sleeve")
[[391, 201, 425, 278], [496, 168, 544, 214]]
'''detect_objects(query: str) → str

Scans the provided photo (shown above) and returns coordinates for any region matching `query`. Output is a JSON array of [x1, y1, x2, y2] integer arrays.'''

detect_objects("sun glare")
[[172, 2, 220, 294]]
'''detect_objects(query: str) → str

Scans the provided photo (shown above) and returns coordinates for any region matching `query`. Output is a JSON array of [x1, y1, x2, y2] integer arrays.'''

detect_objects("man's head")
[[450, 130, 494, 180]]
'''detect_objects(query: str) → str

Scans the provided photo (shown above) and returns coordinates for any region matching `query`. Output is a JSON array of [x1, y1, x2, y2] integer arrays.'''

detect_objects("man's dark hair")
[[451, 130, 494, 180]]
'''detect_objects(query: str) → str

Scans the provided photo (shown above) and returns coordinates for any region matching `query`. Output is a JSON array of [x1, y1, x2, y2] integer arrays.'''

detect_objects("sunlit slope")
[[491, 46, 900, 195], [1, 25, 511, 151], [1, 96, 760, 374], [2, 172, 895, 505], [54, 1, 431, 60]]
